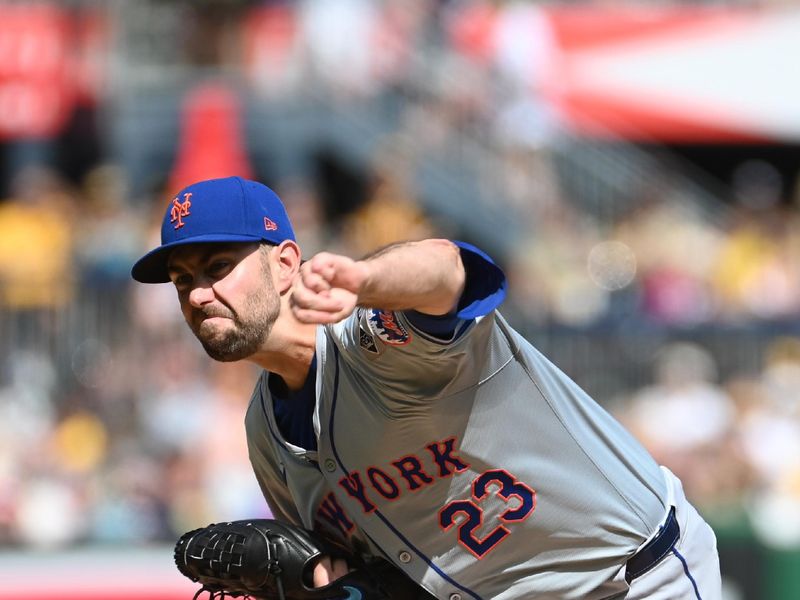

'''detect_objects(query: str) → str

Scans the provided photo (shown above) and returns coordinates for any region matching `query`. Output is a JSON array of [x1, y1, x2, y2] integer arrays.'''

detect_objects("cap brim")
[[131, 233, 264, 283]]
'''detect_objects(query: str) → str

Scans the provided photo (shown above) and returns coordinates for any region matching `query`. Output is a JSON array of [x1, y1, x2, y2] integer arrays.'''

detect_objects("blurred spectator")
[[339, 135, 434, 256], [0, 167, 76, 313], [0, 350, 59, 545], [615, 196, 722, 325], [507, 201, 608, 326], [298, 0, 381, 98], [200, 361, 268, 521], [12, 476, 86, 549], [276, 177, 332, 257], [74, 164, 144, 292], [711, 205, 800, 321], [623, 342, 738, 509], [89, 453, 172, 544], [735, 338, 800, 549]]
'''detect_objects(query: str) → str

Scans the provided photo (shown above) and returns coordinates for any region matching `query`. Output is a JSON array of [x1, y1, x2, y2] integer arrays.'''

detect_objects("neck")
[[245, 316, 317, 391]]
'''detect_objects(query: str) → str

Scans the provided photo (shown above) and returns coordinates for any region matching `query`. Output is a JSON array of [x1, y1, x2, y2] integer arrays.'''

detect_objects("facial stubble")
[[195, 254, 280, 362]]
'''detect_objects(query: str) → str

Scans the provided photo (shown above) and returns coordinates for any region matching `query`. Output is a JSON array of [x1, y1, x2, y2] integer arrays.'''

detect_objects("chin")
[[207, 352, 245, 363], [202, 343, 254, 363], [199, 331, 261, 363]]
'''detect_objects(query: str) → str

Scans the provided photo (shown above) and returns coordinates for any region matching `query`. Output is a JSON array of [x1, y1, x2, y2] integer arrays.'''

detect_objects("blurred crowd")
[[619, 337, 800, 551], [2, 158, 799, 554], [0, 3, 799, 583]]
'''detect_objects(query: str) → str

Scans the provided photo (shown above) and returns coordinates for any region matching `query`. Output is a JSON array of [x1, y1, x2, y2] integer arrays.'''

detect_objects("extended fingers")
[[291, 280, 342, 312], [306, 253, 338, 281], [302, 253, 340, 289], [291, 254, 363, 324], [291, 286, 357, 324], [304, 253, 368, 295], [300, 268, 332, 294]]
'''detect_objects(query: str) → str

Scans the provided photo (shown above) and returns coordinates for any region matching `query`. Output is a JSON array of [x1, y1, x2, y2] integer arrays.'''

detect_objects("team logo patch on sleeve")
[[368, 310, 411, 345]]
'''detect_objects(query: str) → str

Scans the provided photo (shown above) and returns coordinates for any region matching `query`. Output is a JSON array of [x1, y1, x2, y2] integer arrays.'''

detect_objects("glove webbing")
[[186, 528, 288, 600]]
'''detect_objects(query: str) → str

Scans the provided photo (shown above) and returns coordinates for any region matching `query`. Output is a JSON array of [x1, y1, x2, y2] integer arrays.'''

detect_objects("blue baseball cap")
[[131, 176, 296, 283]]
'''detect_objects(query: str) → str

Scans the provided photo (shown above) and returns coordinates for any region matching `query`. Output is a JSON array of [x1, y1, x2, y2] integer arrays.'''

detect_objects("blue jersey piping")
[[672, 548, 702, 600]]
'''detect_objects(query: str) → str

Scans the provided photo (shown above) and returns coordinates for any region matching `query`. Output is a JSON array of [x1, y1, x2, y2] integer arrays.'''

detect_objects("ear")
[[273, 240, 301, 293]]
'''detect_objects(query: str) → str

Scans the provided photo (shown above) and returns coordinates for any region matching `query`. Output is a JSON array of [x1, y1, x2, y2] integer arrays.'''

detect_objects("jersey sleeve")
[[326, 242, 506, 400], [403, 241, 506, 340]]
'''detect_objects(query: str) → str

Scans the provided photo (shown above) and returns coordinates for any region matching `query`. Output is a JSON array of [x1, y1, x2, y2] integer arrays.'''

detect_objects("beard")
[[191, 262, 280, 362]]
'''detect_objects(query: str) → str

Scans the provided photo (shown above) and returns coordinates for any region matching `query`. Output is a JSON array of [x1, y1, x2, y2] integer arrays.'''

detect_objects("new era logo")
[[264, 217, 278, 231]]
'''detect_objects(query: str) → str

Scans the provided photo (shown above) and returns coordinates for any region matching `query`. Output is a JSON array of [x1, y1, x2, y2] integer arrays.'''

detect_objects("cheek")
[[177, 292, 194, 322], [237, 280, 276, 319]]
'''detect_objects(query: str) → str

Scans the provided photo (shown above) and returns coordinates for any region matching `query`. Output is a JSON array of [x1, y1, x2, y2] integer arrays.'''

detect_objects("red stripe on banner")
[[538, 5, 787, 141], [558, 93, 770, 143], [543, 5, 756, 51]]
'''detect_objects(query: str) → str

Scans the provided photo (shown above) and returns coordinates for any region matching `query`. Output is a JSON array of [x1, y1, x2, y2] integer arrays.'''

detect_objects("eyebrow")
[[166, 244, 241, 276]]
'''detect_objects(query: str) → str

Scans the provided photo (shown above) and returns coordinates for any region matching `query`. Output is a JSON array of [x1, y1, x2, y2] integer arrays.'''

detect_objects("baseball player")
[[132, 176, 721, 599]]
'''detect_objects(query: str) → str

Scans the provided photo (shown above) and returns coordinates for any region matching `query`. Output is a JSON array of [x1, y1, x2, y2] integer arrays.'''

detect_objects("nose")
[[188, 282, 215, 308]]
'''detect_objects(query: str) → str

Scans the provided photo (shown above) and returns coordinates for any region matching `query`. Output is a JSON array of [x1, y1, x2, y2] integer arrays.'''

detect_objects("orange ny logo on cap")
[[170, 192, 192, 229]]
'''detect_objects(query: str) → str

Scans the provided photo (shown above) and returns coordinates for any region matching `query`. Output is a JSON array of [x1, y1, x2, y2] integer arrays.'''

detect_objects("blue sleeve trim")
[[453, 240, 507, 319]]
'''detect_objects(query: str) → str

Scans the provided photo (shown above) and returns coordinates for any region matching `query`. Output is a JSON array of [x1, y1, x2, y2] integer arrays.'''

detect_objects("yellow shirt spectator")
[[0, 198, 74, 309]]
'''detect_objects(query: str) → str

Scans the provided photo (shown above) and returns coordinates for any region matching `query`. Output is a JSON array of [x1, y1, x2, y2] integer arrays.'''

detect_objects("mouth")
[[196, 305, 233, 320], [201, 315, 229, 323], [194, 312, 233, 333]]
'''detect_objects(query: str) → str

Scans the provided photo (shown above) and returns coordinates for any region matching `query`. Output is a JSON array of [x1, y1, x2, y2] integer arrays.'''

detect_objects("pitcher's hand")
[[291, 252, 368, 324], [312, 555, 351, 587]]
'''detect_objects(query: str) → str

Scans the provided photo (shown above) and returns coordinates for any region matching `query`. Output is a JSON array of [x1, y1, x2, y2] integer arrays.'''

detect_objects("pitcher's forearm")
[[357, 239, 465, 315]]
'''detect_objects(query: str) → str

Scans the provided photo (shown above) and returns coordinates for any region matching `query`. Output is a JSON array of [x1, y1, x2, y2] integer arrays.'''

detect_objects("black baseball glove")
[[173, 519, 428, 600]]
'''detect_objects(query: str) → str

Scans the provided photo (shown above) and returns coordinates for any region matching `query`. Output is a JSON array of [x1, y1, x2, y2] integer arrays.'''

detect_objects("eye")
[[172, 272, 193, 290], [207, 259, 232, 277]]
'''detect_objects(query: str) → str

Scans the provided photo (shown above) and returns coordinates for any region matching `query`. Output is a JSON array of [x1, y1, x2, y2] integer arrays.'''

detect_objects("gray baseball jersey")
[[245, 250, 668, 599]]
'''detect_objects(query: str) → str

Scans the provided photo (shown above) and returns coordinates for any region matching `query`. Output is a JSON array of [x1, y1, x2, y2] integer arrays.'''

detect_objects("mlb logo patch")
[[359, 325, 379, 354], [368, 310, 411, 345]]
